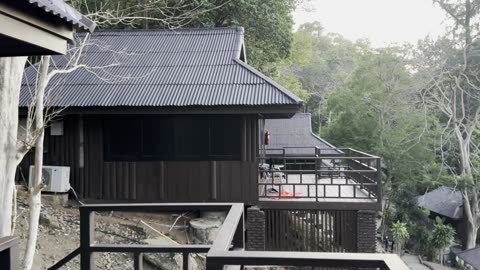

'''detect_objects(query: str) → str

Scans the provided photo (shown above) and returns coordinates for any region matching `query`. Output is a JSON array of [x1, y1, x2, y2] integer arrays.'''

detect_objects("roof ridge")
[[92, 27, 244, 34], [232, 59, 303, 105]]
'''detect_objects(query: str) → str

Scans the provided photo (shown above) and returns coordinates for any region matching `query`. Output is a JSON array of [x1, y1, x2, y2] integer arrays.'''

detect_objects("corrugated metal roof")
[[458, 247, 480, 269], [417, 186, 463, 220], [265, 113, 339, 155], [27, 0, 95, 31], [20, 28, 302, 109]]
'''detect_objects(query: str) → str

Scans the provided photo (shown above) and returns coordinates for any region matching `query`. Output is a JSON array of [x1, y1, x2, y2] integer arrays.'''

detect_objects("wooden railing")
[[0, 236, 19, 270], [49, 203, 244, 270], [49, 202, 407, 270], [258, 147, 382, 210], [206, 251, 408, 269]]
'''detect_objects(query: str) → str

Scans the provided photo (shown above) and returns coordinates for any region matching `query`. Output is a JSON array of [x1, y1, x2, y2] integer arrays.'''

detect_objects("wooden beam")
[[0, 2, 73, 41], [258, 201, 382, 211], [0, 12, 66, 55]]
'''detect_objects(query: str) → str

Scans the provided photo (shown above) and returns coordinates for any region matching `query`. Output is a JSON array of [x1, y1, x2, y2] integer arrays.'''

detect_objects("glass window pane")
[[104, 117, 139, 160], [174, 116, 208, 159], [142, 117, 172, 159], [210, 116, 241, 159]]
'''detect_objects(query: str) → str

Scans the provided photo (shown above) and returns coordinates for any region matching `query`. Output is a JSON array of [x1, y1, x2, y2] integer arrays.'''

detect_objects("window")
[[142, 117, 172, 159], [103, 115, 241, 161], [174, 116, 208, 159], [104, 117, 140, 160], [209, 116, 241, 159]]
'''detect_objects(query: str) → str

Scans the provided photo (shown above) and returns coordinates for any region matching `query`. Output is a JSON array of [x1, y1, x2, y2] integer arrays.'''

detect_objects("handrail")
[[0, 236, 19, 270], [207, 250, 409, 269], [49, 203, 407, 270], [258, 150, 382, 206], [260, 147, 380, 159], [50, 203, 244, 270]]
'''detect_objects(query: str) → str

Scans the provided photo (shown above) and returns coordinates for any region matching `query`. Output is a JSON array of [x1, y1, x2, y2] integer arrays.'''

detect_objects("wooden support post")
[[133, 252, 143, 270], [183, 252, 188, 270], [80, 209, 95, 270], [233, 210, 245, 250]]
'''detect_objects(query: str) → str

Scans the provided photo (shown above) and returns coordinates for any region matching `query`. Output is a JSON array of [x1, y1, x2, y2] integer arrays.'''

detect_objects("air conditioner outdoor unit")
[[28, 166, 70, 193]]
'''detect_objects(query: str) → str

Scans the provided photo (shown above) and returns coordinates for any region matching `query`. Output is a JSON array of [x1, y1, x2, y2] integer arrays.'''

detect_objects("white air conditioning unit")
[[29, 166, 70, 193]]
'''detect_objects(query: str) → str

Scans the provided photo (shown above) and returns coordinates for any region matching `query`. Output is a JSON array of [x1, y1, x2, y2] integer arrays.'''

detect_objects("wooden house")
[[19, 27, 302, 204], [18, 27, 382, 254]]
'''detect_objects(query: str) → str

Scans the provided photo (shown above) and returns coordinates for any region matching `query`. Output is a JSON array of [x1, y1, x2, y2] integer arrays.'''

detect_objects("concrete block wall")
[[357, 210, 377, 253], [246, 206, 266, 251]]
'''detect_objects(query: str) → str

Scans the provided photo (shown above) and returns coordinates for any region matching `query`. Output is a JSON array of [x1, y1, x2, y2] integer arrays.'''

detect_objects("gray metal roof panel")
[[458, 247, 480, 269], [20, 28, 302, 109], [416, 186, 463, 220], [265, 113, 338, 154]]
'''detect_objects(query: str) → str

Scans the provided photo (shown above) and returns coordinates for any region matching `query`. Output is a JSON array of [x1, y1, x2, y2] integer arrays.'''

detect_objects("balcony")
[[7, 202, 409, 270], [258, 147, 382, 210]]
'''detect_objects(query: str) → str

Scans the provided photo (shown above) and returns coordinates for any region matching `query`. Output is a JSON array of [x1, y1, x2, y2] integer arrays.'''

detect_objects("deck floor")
[[258, 174, 376, 203]]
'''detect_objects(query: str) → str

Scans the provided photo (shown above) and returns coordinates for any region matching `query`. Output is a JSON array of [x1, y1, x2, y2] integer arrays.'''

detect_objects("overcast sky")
[[293, 0, 448, 47]]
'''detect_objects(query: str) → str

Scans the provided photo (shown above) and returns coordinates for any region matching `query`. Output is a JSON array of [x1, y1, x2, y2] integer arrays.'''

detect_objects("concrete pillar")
[[357, 210, 377, 253], [246, 206, 265, 251]]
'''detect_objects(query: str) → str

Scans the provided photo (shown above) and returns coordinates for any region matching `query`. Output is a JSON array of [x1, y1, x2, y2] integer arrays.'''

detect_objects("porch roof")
[[27, 0, 95, 32], [265, 113, 339, 154]]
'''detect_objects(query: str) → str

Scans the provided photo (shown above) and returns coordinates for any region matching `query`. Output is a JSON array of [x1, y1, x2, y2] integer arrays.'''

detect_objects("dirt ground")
[[13, 187, 195, 270]]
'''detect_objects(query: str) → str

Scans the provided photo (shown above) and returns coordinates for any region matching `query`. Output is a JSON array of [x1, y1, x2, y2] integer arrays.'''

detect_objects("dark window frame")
[[103, 115, 241, 161]]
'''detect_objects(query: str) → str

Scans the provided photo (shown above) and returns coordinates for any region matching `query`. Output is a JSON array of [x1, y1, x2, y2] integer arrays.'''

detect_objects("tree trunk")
[[0, 56, 27, 237], [463, 189, 478, 249], [23, 56, 49, 270], [465, 215, 478, 249], [465, 223, 477, 249]]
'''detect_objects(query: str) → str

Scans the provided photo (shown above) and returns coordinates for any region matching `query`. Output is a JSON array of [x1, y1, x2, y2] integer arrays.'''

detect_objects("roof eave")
[[233, 59, 304, 105], [19, 104, 302, 117], [27, 0, 95, 32]]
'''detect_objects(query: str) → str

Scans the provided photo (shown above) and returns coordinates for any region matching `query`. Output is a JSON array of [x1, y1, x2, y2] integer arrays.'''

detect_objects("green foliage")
[[273, 72, 311, 102], [429, 222, 455, 263], [430, 222, 455, 250], [185, 0, 297, 74], [321, 45, 444, 195], [457, 257, 468, 270], [273, 22, 361, 115], [390, 187, 425, 223], [391, 221, 409, 242], [391, 221, 410, 255]]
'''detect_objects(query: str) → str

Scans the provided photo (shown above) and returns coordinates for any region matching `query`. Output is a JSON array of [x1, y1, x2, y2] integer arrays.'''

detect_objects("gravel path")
[[401, 254, 431, 270]]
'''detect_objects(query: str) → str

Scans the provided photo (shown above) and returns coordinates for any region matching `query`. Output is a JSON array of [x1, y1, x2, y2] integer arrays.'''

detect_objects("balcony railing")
[[45, 202, 407, 270], [0, 236, 19, 270], [258, 147, 382, 209]]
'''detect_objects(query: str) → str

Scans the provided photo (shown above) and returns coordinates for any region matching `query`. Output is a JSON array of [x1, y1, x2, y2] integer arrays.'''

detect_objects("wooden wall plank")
[[19, 115, 260, 205]]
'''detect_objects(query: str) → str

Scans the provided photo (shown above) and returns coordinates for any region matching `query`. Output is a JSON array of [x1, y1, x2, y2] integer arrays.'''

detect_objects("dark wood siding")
[[18, 114, 259, 205]]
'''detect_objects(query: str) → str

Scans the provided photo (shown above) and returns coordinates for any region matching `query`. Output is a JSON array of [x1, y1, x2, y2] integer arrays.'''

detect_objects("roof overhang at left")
[[0, 0, 95, 56]]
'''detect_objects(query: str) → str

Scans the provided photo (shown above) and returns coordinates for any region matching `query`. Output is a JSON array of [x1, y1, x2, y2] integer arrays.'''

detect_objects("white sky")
[[293, 0, 448, 47]]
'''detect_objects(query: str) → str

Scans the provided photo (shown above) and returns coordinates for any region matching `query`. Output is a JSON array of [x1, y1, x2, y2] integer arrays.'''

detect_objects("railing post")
[[183, 252, 189, 270], [206, 260, 224, 270], [376, 157, 382, 203], [11, 241, 19, 270], [0, 237, 19, 270], [233, 209, 245, 250], [80, 207, 95, 270], [133, 252, 143, 270]]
